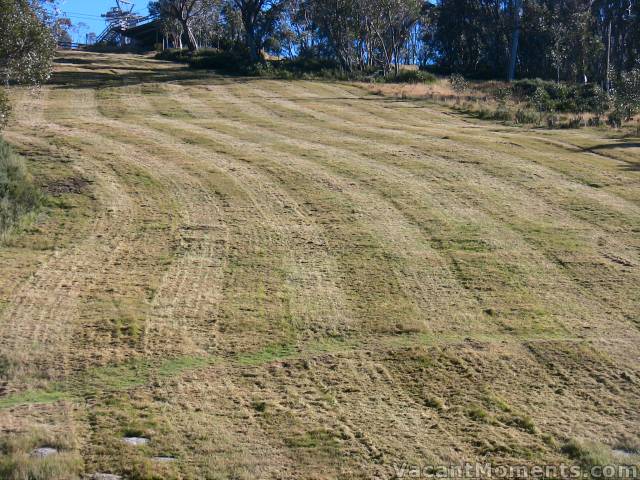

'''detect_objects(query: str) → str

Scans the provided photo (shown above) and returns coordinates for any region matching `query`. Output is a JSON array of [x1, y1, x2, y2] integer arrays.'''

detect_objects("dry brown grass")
[[367, 78, 640, 132], [0, 51, 638, 479]]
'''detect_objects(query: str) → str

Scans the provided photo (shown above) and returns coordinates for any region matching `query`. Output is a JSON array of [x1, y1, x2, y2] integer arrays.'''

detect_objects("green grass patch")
[[0, 388, 70, 409], [157, 355, 215, 378], [80, 361, 152, 394], [0, 138, 43, 238], [284, 429, 340, 455], [236, 343, 298, 366]]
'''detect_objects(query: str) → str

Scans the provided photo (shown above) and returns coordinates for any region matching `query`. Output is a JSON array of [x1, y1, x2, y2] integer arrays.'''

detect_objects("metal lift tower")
[[96, 1, 142, 45]]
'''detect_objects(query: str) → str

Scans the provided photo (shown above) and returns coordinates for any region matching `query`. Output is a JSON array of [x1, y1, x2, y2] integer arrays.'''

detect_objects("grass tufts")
[[0, 138, 42, 238]]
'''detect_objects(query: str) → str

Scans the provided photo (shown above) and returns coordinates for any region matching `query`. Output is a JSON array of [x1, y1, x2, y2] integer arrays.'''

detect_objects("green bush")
[[564, 116, 584, 129], [154, 48, 193, 63], [531, 86, 554, 112], [546, 114, 560, 128], [386, 70, 437, 84], [612, 68, 640, 121], [587, 116, 604, 127], [277, 56, 341, 75], [607, 110, 624, 128], [511, 79, 609, 114], [492, 105, 514, 121], [187, 50, 255, 74], [0, 139, 42, 236]]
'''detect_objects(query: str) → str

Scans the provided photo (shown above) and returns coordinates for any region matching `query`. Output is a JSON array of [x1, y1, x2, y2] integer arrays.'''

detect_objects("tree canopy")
[[0, 0, 56, 86], [0, 0, 57, 129], [150, 0, 639, 85]]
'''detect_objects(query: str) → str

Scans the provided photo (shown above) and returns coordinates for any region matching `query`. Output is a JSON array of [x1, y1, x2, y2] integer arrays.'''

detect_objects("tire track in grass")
[[42, 90, 183, 365], [228, 79, 640, 361], [56, 96, 228, 357], [65, 106, 352, 352], [195, 79, 640, 338], [160, 88, 608, 338], [141, 113, 486, 335], [88, 96, 227, 355], [81, 116, 357, 345], [84, 82, 362, 346], [164, 86, 498, 334], [0, 90, 147, 393], [248, 80, 640, 223], [3, 54, 639, 476]]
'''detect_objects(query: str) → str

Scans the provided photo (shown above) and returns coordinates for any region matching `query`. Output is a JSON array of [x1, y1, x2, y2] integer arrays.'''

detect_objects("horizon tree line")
[[148, 0, 639, 85]]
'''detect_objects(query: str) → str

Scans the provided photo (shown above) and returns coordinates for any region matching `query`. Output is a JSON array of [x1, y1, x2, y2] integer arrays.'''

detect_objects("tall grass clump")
[[0, 431, 83, 480], [0, 138, 42, 237], [561, 439, 615, 470]]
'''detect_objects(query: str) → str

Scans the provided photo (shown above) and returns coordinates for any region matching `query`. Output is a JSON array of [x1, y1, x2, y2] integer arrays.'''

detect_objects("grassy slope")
[[0, 52, 638, 479]]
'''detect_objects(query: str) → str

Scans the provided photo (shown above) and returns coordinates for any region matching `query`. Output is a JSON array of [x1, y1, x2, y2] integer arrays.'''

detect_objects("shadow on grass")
[[587, 142, 640, 151], [581, 142, 640, 172], [53, 56, 95, 65], [48, 68, 219, 89], [48, 63, 410, 110], [621, 162, 640, 172]]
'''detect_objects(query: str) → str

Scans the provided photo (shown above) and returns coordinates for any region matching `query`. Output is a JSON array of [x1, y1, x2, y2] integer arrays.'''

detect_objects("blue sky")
[[58, 0, 150, 41]]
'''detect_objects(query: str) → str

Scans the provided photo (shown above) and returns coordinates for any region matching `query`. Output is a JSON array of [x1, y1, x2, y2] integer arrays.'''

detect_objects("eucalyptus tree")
[[0, 0, 56, 129], [231, 0, 288, 61], [366, 0, 423, 74], [0, 0, 56, 86], [152, 0, 219, 51], [149, 0, 184, 48]]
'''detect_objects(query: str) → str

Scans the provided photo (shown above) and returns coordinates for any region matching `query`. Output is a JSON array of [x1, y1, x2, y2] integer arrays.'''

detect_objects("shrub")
[[494, 86, 512, 103], [424, 396, 444, 411], [564, 116, 584, 129], [154, 48, 192, 63], [611, 68, 640, 122], [466, 406, 489, 422], [493, 106, 513, 121], [512, 79, 609, 114], [607, 110, 624, 128], [450, 73, 469, 93], [531, 86, 554, 112], [187, 50, 256, 75], [278, 56, 341, 74], [511, 78, 548, 98], [0, 139, 42, 236], [515, 109, 540, 125], [387, 70, 437, 84], [576, 84, 609, 114], [506, 414, 537, 434], [587, 116, 604, 127]]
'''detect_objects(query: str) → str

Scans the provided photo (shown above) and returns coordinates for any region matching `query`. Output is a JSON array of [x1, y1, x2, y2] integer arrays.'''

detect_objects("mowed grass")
[[0, 51, 638, 479]]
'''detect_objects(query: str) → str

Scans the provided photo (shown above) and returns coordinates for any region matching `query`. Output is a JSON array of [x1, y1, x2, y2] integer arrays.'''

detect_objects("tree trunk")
[[180, 19, 198, 52], [605, 20, 612, 92], [508, 0, 523, 81], [241, 8, 259, 63], [245, 28, 259, 62]]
